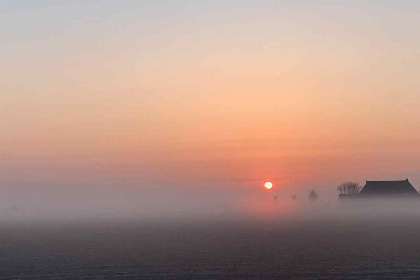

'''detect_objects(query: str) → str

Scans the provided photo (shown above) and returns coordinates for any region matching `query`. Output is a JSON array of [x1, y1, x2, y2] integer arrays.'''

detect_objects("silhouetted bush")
[[308, 189, 319, 201], [337, 182, 361, 194]]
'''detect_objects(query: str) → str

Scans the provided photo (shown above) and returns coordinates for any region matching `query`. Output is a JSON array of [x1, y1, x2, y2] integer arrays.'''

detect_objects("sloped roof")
[[359, 179, 419, 197]]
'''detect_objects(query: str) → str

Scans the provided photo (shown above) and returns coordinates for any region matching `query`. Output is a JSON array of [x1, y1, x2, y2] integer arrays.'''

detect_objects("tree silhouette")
[[337, 182, 361, 194], [308, 189, 319, 201]]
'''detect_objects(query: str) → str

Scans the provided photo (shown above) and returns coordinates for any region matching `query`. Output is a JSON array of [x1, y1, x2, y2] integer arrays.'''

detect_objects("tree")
[[308, 189, 319, 201], [337, 182, 361, 194]]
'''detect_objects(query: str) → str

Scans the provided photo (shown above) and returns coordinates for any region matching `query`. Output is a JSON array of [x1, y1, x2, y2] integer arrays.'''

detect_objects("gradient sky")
[[1, 1, 420, 208]]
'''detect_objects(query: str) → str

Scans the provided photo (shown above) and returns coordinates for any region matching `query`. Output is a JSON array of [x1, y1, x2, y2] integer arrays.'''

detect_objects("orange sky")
[[1, 1, 420, 196]]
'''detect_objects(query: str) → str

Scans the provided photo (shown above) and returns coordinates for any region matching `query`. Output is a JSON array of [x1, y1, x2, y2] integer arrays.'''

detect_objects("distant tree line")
[[337, 182, 360, 194]]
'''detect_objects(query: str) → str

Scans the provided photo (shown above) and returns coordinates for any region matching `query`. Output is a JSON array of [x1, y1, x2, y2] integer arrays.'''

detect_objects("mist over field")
[[2, 182, 420, 223], [2, 178, 420, 279], [2, 193, 420, 279]]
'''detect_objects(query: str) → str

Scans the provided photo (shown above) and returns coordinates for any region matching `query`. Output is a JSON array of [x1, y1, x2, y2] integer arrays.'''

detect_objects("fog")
[[2, 185, 420, 279], [2, 184, 419, 224]]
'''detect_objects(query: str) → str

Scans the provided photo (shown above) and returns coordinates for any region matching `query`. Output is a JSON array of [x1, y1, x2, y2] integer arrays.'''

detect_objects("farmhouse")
[[339, 179, 419, 199]]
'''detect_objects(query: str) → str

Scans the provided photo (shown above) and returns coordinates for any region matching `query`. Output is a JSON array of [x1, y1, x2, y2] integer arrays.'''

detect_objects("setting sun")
[[264, 182, 273, 190]]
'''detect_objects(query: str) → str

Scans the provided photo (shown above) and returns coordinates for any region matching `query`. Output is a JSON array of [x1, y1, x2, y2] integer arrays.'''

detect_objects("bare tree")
[[337, 182, 361, 194], [308, 189, 319, 201]]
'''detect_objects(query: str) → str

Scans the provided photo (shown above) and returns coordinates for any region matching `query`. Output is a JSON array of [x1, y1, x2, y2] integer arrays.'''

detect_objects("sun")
[[264, 182, 273, 190]]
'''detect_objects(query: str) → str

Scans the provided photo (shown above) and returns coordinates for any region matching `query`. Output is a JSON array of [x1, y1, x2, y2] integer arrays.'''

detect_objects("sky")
[[1, 1, 420, 217]]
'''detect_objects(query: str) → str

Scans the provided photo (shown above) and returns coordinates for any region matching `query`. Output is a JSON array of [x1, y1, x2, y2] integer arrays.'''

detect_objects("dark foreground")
[[1, 216, 420, 279]]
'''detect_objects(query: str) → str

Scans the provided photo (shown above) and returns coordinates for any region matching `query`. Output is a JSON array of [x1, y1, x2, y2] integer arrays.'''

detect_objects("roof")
[[359, 179, 420, 197]]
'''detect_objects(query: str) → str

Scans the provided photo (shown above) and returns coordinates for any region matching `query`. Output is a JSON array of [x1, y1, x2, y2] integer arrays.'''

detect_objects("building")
[[339, 179, 420, 199]]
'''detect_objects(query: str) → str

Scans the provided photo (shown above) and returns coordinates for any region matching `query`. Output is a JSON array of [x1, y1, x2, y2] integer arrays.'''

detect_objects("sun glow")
[[264, 182, 273, 190]]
